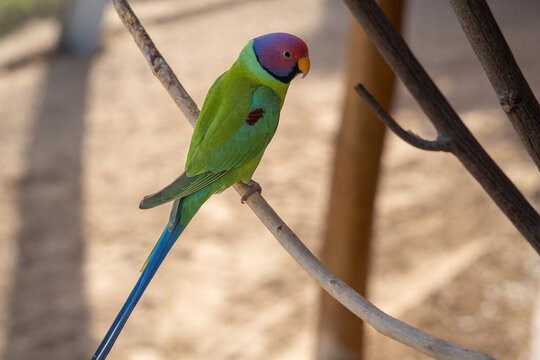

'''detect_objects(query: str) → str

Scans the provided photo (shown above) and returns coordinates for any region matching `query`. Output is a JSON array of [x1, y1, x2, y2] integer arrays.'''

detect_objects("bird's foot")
[[240, 180, 262, 203]]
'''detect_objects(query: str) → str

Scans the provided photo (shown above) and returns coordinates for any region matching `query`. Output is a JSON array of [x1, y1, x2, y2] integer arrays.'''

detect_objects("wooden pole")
[[316, 1, 405, 358]]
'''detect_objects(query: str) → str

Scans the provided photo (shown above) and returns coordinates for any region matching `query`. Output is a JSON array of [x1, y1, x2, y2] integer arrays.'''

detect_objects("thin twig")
[[344, 0, 540, 253], [111, 0, 494, 359], [355, 84, 449, 151], [112, 0, 199, 125], [449, 0, 540, 170]]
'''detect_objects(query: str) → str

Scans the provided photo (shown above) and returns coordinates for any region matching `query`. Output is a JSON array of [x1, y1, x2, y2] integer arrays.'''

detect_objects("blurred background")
[[0, 0, 539, 359]]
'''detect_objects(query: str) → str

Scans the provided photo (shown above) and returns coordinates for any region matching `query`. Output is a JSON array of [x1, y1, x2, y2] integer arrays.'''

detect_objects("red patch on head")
[[253, 33, 309, 80], [246, 108, 265, 126]]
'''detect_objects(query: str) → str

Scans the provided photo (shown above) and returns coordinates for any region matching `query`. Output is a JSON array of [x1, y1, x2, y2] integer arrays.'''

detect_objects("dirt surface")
[[0, 0, 539, 359]]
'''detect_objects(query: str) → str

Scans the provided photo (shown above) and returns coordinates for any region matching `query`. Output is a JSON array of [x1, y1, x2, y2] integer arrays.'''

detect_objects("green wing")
[[140, 84, 281, 209], [185, 72, 225, 163], [186, 85, 281, 174]]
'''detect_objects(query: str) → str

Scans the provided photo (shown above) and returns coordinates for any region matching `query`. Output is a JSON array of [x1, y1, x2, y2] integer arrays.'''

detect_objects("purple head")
[[252, 32, 310, 83]]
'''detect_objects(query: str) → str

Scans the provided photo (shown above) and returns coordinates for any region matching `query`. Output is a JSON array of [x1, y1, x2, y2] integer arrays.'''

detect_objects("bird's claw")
[[240, 180, 262, 203]]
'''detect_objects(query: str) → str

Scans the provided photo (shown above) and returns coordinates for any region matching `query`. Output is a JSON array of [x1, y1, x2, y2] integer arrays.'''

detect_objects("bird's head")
[[252, 32, 310, 84]]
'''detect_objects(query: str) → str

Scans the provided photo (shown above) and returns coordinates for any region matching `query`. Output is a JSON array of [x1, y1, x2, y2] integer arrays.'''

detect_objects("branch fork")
[[345, 0, 540, 253]]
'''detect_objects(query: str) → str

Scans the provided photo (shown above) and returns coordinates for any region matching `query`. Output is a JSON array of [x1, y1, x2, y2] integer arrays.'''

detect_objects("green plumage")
[[140, 39, 289, 227], [92, 34, 309, 359], [137, 41, 290, 273]]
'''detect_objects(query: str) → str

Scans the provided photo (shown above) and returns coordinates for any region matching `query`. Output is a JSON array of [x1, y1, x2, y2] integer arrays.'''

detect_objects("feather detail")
[[139, 171, 227, 209], [246, 108, 265, 126]]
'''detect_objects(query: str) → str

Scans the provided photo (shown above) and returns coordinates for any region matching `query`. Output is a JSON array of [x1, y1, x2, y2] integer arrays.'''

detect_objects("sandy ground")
[[0, 0, 539, 359]]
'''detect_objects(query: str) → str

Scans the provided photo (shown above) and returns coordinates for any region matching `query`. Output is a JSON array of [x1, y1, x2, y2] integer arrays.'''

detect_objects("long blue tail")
[[91, 215, 185, 360]]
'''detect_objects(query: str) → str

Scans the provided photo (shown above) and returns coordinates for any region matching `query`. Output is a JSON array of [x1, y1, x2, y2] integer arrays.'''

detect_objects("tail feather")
[[139, 191, 168, 209], [91, 218, 185, 360], [94, 187, 213, 359]]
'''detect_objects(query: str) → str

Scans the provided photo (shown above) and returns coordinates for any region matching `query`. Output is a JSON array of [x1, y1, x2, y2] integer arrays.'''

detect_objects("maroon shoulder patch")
[[246, 108, 265, 126]]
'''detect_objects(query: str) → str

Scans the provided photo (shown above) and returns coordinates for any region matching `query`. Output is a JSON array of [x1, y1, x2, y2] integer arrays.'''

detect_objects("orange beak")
[[298, 56, 310, 78]]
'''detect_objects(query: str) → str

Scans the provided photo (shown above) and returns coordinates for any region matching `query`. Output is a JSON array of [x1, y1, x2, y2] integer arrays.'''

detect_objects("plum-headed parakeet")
[[92, 32, 310, 359]]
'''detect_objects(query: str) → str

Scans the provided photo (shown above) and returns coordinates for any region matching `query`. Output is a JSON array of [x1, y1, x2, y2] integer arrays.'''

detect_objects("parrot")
[[92, 32, 310, 359]]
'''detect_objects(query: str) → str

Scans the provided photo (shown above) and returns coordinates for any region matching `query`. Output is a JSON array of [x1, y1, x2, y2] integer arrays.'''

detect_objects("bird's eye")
[[282, 50, 292, 58]]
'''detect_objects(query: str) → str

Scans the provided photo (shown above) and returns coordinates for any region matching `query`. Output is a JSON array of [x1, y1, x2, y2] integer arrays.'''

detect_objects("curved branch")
[[237, 182, 493, 360], [111, 0, 494, 359], [344, 0, 540, 253], [355, 84, 449, 151]]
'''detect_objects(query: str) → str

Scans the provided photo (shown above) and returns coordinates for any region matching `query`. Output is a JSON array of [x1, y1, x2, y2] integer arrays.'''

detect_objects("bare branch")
[[238, 182, 494, 360], [111, 0, 495, 358], [344, 0, 540, 253], [355, 84, 449, 152], [449, 0, 540, 170]]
